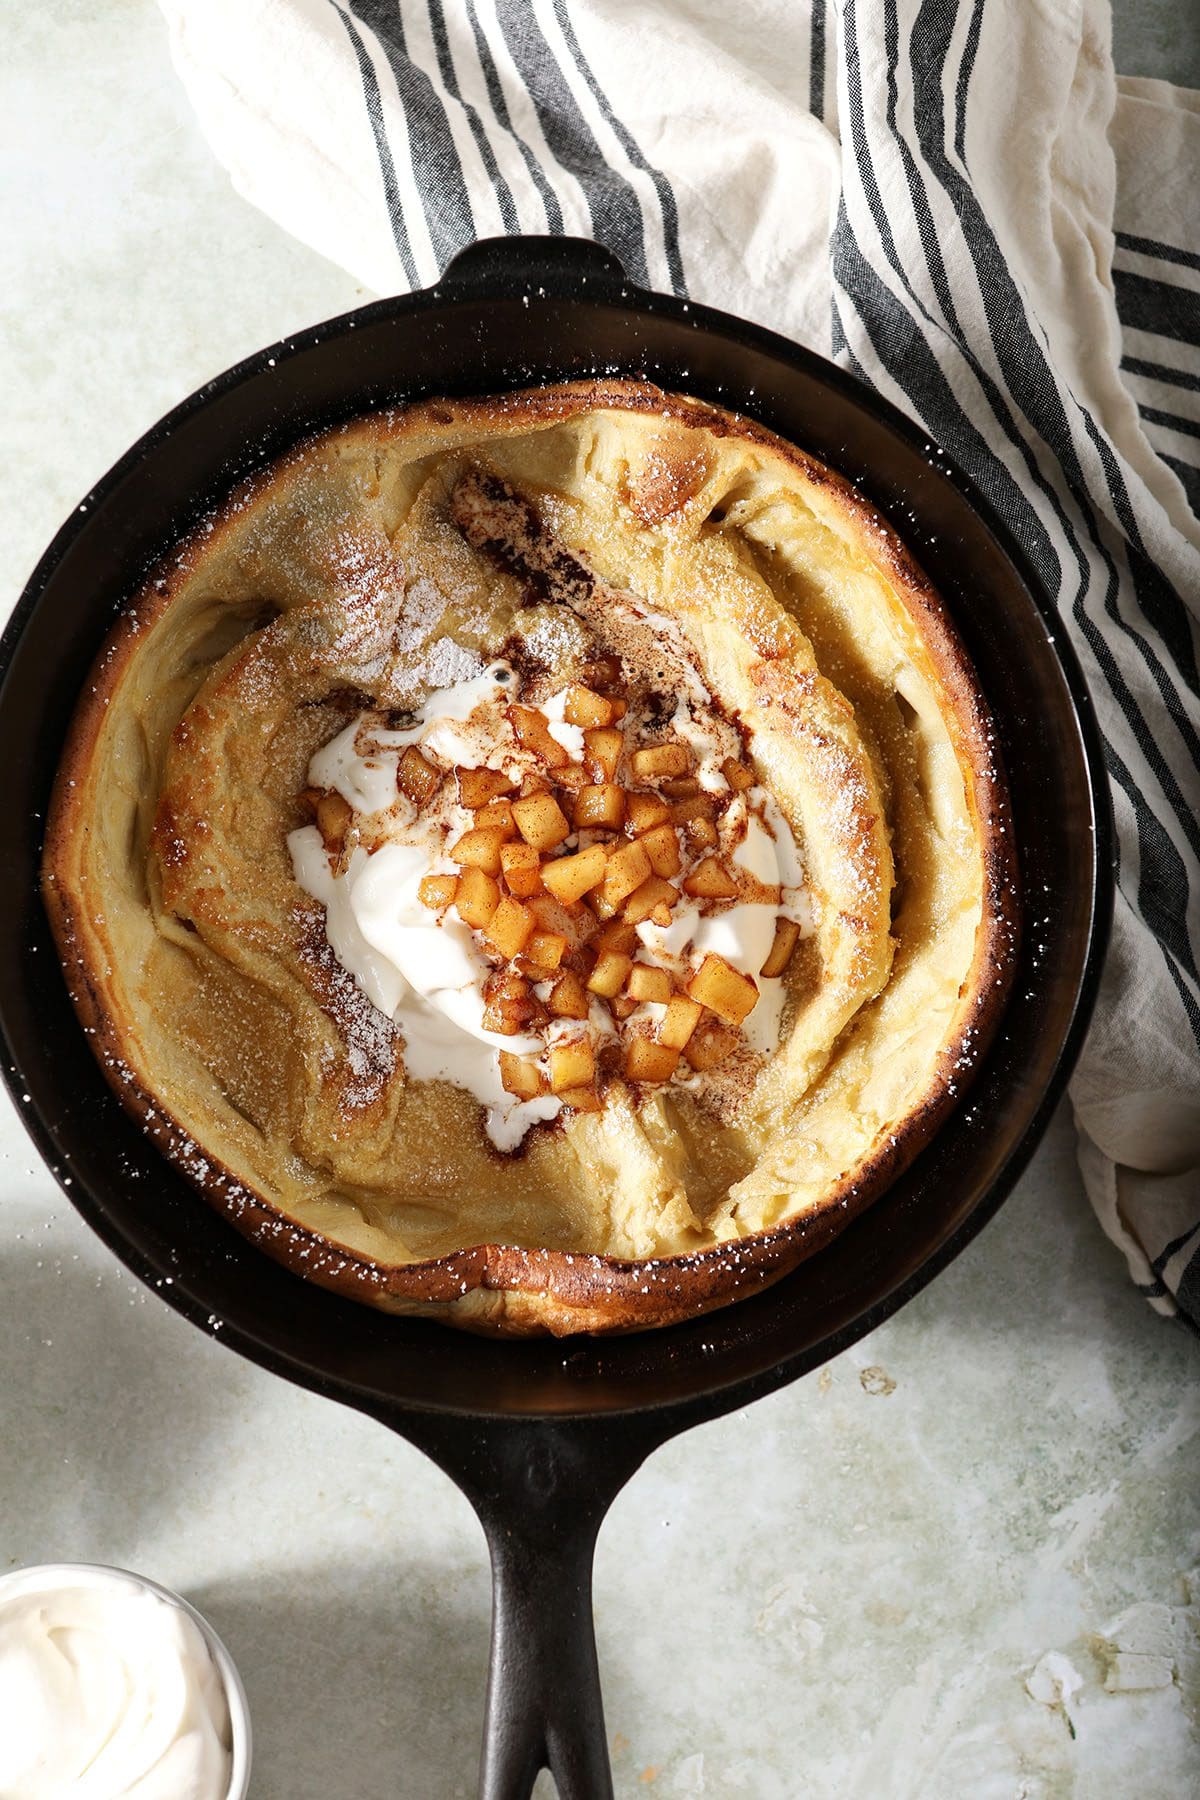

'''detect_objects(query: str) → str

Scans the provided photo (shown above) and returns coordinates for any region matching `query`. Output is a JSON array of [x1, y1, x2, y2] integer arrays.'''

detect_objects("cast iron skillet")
[[0, 237, 1110, 1798]]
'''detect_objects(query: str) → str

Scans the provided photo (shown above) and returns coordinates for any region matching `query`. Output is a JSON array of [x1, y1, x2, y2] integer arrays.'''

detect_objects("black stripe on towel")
[[335, 3, 421, 288], [348, 0, 477, 268], [1114, 270, 1200, 347], [493, 0, 650, 281], [1116, 230, 1200, 274], [549, 0, 686, 293], [1122, 356, 1200, 397], [464, 0, 564, 231], [426, 0, 519, 232]]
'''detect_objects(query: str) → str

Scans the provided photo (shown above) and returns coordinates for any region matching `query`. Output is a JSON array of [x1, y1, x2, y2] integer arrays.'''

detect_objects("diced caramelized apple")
[[397, 746, 442, 805], [660, 775, 701, 801], [639, 823, 681, 879], [574, 784, 625, 831], [558, 1084, 602, 1113], [482, 1003, 524, 1036], [499, 1052, 547, 1100], [511, 791, 571, 851], [315, 789, 352, 853], [529, 893, 585, 939], [555, 765, 589, 794], [476, 797, 517, 837], [456, 766, 515, 808], [626, 792, 672, 834], [624, 1035, 680, 1083], [583, 727, 623, 782], [542, 844, 607, 904], [485, 895, 534, 960], [450, 825, 507, 877], [761, 916, 801, 979], [548, 971, 590, 1019], [721, 757, 755, 792], [683, 857, 738, 900], [630, 743, 691, 781], [525, 929, 567, 974], [591, 918, 639, 956], [610, 995, 639, 1020], [683, 1016, 740, 1070], [418, 873, 459, 912], [587, 949, 633, 998], [455, 866, 500, 930], [659, 994, 703, 1049], [627, 964, 672, 1005], [601, 840, 652, 913], [563, 684, 616, 728], [549, 1037, 595, 1093], [623, 876, 679, 925], [500, 840, 543, 898], [687, 954, 759, 1025], [510, 705, 569, 768], [679, 811, 718, 849]]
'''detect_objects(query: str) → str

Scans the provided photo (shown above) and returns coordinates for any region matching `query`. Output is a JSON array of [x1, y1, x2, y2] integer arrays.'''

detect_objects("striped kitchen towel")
[[159, 0, 1200, 1328]]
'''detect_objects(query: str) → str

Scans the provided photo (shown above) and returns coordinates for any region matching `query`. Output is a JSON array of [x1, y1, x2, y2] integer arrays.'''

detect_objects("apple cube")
[[549, 1036, 595, 1093], [418, 873, 459, 912], [485, 895, 534, 960], [683, 857, 738, 900], [512, 791, 571, 851], [624, 1035, 680, 1083], [455, 866, 500, 930], [627, 964, 672, 1005], [542, 844, 608, 904], [630, 743, 691, 781], [761, 916, 801, 978], [600, 840, 652, 913], [500, 840, 543, 898], [563, 683, 615, 728], [456, 766, 515, 808], [548, 971, 590, 1019], [315, 789, 353, 854], [721, 757, 755, 792], [626, 792, 671, 834], [622, 875, 679, 925], [509, 705, 568, 768], [558, 1084, 602, 1113], [640, 823, 681, 878], [397, 745, 442, 805], [450, 825, 507, 877], [525, 929, 567, 974], [583, 727, 623, 782], [587, 949, 633, 998], [659, 994, 703, 1049], [687, 954, 759, 1025], [499, 1052, 547, 1100], [574, 784, 625, 831]]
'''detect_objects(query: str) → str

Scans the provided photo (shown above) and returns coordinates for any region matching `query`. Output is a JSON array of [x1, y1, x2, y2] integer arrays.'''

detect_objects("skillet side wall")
[[0, 270, 1109, 1421]]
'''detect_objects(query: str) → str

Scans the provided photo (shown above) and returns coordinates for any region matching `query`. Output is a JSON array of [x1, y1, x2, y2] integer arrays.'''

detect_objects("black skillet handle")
[[437, 235, 631, 301], [399, 1413, 657, 1800]]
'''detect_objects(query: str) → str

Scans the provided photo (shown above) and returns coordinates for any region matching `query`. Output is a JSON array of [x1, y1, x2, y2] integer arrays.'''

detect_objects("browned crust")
[[42, 379, 1019, 1337]]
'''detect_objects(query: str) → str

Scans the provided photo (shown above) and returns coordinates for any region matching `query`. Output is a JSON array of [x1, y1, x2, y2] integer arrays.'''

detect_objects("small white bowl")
[[0, 1562, 251, 1798]]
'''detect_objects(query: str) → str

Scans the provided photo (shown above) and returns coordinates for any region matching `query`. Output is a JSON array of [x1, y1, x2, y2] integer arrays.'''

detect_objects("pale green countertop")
[[2, 5, 1197, 1796]]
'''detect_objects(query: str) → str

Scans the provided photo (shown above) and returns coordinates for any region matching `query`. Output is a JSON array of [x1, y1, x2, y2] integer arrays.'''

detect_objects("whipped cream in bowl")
[[0, 1564, 250, 1800]]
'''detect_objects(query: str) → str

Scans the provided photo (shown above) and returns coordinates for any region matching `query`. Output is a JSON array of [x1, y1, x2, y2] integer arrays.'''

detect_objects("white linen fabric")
[[158, 0, 1200, 1327]]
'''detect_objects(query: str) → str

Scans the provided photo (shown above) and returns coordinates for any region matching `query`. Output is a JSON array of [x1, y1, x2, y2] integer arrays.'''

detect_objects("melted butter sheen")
[[0, 1582, 232, 1800]]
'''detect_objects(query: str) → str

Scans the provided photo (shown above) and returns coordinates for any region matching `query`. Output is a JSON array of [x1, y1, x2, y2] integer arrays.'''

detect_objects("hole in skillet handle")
[[435, 234, 633, 302]]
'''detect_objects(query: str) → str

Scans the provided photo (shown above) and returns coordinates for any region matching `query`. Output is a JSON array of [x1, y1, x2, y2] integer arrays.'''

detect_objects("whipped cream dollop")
[[290, 645, 813, 1148], [0, 1573, 233, 1800]]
